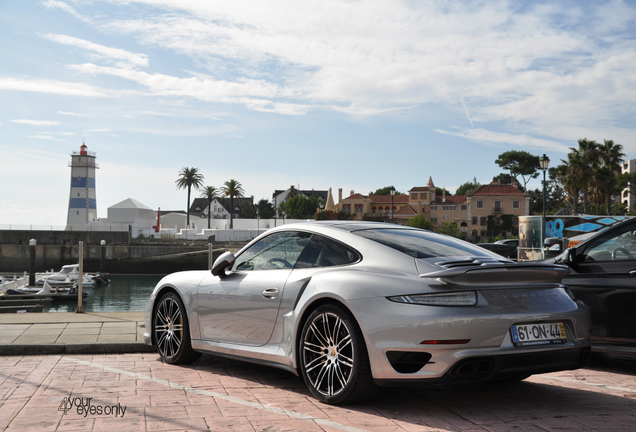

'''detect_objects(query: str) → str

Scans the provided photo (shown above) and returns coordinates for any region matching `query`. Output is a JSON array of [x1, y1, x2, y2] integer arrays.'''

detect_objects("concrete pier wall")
[[0, 243, 246, 274], [0, 230, 131, 245]]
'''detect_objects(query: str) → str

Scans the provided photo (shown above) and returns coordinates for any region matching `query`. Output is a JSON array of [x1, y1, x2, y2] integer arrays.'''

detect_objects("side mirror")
[[211, 251, 235, 278], [563, 247, 577, 265]]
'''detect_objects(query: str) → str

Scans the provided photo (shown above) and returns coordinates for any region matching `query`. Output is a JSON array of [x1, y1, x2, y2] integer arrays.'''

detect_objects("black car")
[[477, 242, 517, 260], [549, 217, 636, 355]]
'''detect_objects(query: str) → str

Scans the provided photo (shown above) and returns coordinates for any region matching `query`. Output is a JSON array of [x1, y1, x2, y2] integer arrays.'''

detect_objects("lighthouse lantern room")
[[66, 143, 99, 226]]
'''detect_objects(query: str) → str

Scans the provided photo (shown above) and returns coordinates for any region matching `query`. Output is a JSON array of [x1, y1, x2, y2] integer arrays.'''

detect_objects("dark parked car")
[[477, 242, 517, 260], [548, 217, 636, 355]]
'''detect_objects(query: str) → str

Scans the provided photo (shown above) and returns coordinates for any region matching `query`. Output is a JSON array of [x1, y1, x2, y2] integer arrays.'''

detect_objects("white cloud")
[[31, 1, 636, 146], [42, 0, 92, 24], [26, 134, 67, 141], [87, 2, 634, 126], [12, 119, 60, 126], [435, 128, 570, 153], [0, 78, 108, 97], [42, 33, 149, 67], [58, 111, 89, 117]]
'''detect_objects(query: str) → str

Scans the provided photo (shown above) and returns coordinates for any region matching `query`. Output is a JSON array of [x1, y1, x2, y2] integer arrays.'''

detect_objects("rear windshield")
[[353, 228, 493, 259]]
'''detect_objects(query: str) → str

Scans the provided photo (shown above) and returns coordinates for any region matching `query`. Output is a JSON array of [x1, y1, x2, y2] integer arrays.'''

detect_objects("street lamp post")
[[390, 189, 395, 224], [255, 208, 260, 236], [539, 154, 550, 254]]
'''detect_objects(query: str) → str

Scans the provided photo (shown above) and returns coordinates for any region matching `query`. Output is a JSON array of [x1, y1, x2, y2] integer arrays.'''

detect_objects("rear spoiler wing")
[[419, 262, 570, 287]]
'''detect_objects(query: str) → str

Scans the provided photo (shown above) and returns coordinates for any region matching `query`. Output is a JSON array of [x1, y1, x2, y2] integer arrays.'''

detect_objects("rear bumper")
[[374, 345, 591, 387]]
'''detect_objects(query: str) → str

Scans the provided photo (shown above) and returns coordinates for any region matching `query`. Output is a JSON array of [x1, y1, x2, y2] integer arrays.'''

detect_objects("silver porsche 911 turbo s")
[[144, 221, 591, 404]]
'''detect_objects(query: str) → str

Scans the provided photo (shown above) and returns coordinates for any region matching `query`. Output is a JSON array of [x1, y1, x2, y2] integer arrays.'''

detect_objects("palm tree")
[[220, 179, 245, 229], [200, 186, 219, 229], [175, 167, 205, 228], [598, 140, 625, 213]]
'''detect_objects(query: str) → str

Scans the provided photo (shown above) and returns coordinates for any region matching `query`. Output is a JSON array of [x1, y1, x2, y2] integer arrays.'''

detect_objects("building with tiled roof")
[[336, 179, 529, 241], [336, 189, 410, 221]]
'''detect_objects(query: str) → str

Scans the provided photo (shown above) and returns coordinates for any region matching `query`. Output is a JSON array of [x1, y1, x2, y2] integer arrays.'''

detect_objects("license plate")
[[510, 323, 566, 346]]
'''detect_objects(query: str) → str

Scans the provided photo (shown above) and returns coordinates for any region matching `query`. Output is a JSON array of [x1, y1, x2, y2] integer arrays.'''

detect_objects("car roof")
[[572, 217, 636, 248], [274, 220, 424, 234]]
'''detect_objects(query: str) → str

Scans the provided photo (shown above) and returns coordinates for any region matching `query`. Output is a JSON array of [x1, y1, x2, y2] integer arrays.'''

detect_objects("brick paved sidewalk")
[[1, 353, 635, 431]]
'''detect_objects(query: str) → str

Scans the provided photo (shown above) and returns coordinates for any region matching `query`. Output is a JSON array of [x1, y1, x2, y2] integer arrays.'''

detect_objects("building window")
[[477, 200, 484, 209], [343, 204, 351, 213], [371, 207, 376, 213], [461, 222, 468, 227], [431, 206, 437, 211], [480, 217, 487, 226], [431, 218, 438, 224], [494, 200, 502, 213], [442, 214, 446, 220], [461, 205, 467, 211], [512, 200, 520, 209], [354, 204, 363, 213], [410, 193, 417, 200], [472, 217, 478, 225]]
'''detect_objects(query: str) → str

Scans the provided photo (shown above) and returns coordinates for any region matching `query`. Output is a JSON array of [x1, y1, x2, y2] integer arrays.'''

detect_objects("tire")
[[153, 292, 201, 365], [299, 303, 380, 404]]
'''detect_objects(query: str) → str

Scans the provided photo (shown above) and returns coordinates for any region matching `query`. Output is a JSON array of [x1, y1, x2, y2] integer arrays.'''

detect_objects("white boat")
[[36, 264, 104, 288], [39, 264, 81, 282]]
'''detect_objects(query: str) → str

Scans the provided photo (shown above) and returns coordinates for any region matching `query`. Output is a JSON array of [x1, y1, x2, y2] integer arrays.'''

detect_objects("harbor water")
[[43, 274, 164, 313]]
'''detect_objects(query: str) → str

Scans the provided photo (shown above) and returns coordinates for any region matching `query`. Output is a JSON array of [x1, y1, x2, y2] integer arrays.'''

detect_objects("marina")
[[1, 274, 163, 313]]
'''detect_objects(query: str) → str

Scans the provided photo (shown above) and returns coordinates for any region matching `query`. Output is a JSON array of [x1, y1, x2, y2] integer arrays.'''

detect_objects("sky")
[[1, 0, 636, 227]]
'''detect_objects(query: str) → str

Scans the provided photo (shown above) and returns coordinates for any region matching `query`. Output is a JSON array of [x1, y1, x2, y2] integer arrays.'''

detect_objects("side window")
[[233, 231, 311, 271], [295, 234, 360, 269], [581, 226, 636, 262]]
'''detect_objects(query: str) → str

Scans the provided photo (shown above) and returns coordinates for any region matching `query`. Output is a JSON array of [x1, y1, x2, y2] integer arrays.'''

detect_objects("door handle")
[[262, 287, 279, 299]]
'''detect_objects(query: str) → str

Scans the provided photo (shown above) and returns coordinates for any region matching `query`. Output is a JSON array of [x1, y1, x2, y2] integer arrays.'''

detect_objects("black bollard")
[[28, 239, 36, 286]]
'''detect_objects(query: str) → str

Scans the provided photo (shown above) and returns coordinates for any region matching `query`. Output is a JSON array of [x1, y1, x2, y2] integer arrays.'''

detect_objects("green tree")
[[554, 138, 624, 215], [369, 186, 403, 195], [435, 187, 452, 196], [175, 167, 205, 228], [598, 139, 625, 213], [240, 196, 256, 219], [407, 214, 434, 231], [438, 222, 461, 238], [200, 185, 218, 229], [495, 150, 540, 191], [283, 195, 319, 219], [255, 198, 275, 219], [220, 179, 245, 229], [455, 177, 481, 196], [492, 173, 516, 186], [287, 185, 300, 200]]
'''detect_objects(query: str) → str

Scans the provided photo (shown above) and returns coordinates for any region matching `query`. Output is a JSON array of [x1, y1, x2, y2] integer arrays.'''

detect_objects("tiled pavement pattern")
[[1, 353, 635, 432]]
